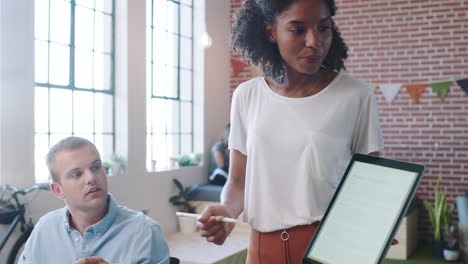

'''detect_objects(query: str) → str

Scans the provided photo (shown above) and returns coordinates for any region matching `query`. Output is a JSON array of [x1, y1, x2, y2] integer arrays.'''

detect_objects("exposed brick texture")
[[230, 0, 468, 242]]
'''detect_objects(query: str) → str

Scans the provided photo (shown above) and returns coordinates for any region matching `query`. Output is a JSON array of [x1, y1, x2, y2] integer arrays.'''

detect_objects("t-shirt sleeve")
[[228, 88, 247, 155], [352, 90, 384, 154]]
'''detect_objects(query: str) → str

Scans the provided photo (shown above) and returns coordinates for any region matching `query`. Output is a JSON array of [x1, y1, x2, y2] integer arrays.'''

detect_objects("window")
[[34, 0, 115, 182], [146, 0, 194, 170]]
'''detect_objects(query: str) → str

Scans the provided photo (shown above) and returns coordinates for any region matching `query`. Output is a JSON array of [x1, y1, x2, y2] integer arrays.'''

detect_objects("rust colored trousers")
[[246, 222, 319, 264]]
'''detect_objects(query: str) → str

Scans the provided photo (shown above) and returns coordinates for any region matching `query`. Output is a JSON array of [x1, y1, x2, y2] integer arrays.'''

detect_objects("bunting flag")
[[231, 59, 249, 77], [430, 81, 452, 101], [456, 78, 468, 95], [404, 84, 427, 104], [379, 84, 401, 103]]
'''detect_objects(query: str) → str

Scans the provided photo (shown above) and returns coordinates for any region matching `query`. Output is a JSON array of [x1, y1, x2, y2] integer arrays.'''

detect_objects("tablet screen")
[[305, 161, 419, 264]]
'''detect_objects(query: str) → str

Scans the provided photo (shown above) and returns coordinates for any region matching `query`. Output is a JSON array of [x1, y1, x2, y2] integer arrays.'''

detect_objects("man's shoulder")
[[211, 141, 224, 152], [115, 204, 162, 231], [36, 207, 66, 225]]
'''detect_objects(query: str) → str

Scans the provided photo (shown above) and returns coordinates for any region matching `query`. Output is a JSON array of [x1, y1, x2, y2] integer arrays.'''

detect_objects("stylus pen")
[[176, 212, 242, 223]]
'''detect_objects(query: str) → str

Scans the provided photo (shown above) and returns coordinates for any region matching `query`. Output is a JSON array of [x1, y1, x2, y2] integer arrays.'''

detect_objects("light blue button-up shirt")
[[19, 194, 170, 264]]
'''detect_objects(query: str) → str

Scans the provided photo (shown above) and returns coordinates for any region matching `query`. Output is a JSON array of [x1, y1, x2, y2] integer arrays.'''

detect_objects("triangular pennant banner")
[[379, 84, 401, 103], [231, 59, 249, 77], [456, 78, 468, 95], [404, 84, 427, 104], [430, 81, 452, 101]]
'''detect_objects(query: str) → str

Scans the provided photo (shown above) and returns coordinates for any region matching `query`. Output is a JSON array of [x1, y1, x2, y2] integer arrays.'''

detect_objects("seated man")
[[19, 137, 170, 264], [208, 123, 230, 185]]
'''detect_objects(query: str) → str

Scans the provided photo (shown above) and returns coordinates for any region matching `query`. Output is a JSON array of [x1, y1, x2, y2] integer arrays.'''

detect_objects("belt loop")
[[281, 229, 289, 241]]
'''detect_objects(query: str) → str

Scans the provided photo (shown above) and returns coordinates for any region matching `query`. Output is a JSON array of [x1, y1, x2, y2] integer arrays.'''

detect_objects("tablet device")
[[302, 154, 424, 264]]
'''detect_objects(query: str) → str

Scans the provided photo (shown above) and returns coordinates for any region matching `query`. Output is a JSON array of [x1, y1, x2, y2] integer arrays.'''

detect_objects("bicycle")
[[0, 183, 49, 264]]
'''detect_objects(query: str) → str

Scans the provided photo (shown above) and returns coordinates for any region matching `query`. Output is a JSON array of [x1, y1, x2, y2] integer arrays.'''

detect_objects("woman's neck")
[[266, 69, 335, 98]]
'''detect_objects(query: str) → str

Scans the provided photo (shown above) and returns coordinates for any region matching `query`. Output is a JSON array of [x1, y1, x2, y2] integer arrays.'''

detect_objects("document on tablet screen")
[[306, 161, 418, 264]]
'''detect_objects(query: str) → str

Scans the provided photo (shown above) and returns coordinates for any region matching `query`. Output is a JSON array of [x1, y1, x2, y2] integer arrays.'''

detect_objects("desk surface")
[[383, 245, 467, 264], [168, 228, 250, 264]]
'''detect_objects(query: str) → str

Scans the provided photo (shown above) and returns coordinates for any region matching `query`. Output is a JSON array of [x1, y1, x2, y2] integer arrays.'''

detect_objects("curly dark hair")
[[231, 0, 348, 83]]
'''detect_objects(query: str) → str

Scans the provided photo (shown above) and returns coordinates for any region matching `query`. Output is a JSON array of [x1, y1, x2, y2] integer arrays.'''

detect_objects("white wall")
[[0, 0, 231, 260]]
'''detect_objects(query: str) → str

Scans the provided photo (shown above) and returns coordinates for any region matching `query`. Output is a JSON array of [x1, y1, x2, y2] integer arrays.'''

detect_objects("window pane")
[[94, 53, 112, 90], [180, 69, 191, 101], [35, 133, 50, 183], [74, 133, 94, 142], [35, 40, 49, 83], [35, 0, 49, 41], [180, 0, 192, 6], [180, 37, 192, 69], [181, 102, 191, 133], [94, 134, 113, 161], [152, 63, 164, 97], [49, 88, 72, 133], [73, 91, 94, 133], [181, 134, 191, 155], [95, 0, 113, 13], [153, 0, 167, 31], [49, 134, 73, 149], [50, 0, 71, 45], [75, 0, 94, 9], [153, 133, 169, 169], [49, 43, 70, 85], [153, 65, 178, 98], [180, 4, 192, 37], [75, 48, 93, 88], [151, 98, 167, 133], [166, 1, 179, 34], [166, 66, 178, 98], [95, 13, 112, 53], [35, 87, 49, 133], [75, 5, 94, 50], [166, 34, 179, 67], [153, 30, 165, 64], [95, 93, 113, 133], [167, 134, 179, 162], [166, 100, 180, 133]]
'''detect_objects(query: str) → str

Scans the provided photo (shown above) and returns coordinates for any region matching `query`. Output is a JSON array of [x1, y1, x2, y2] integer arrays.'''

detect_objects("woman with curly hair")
[[199, 0, 383, 263]]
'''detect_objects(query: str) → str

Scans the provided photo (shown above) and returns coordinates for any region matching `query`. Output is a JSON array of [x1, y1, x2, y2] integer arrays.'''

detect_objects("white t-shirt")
[[229, 73, 383, 232]]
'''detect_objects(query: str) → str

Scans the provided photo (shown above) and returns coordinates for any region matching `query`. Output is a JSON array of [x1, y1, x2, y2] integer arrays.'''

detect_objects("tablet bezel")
[[302, 153, 425, 264]]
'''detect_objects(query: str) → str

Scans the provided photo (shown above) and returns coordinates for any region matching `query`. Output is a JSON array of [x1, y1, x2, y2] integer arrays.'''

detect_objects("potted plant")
[[423, 174, 452, 259], [169, 179, 199, 232], [443, 224, 460, 261], [110, 154, 126, 175], [103, 161, 112, 174], [170, 153, 202, 167]]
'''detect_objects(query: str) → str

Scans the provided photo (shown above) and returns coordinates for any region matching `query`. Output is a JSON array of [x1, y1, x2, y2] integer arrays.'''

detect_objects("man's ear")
[[266, 23, 276, 43], [50, 182, 65, 199]]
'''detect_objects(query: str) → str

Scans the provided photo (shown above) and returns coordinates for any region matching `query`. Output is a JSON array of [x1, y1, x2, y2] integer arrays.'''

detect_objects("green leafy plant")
[[168, 179, 198, 213], [170, 153, 202, 167], [102, 161, 112, 173], [423, 174, 453, 241]]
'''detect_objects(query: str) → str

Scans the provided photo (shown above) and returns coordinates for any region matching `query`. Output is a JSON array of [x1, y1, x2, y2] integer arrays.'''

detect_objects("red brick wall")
[[229, 0, 468, 241]]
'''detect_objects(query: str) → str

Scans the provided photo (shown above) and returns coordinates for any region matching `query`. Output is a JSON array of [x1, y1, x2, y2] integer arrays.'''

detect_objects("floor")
[[383, 245, 467, 264]]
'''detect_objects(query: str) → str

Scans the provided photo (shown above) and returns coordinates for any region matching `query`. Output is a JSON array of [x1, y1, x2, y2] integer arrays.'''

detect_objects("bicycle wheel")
[[7, 226, 32, 264]]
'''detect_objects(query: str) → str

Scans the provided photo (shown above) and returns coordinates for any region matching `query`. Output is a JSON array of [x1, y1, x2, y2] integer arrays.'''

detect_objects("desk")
[[383, 245, 467, 264], [167, 228, 249, 264]]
